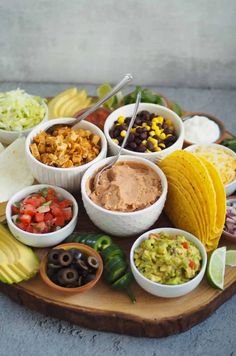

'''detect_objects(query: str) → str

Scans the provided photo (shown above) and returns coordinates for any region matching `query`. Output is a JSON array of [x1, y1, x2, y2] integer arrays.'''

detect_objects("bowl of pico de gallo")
[[6, 184, 78, 248]]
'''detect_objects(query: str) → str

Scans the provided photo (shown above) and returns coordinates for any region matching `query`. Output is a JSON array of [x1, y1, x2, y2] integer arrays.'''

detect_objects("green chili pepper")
[[66, 233, 112, 251], [101, 243, 125, 263], [104, 256, 127, 284], [112, 271, 136, 303]]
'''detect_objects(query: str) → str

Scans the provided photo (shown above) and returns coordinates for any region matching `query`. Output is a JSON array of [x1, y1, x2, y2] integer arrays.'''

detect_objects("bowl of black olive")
[[40, 243, 103, 293]]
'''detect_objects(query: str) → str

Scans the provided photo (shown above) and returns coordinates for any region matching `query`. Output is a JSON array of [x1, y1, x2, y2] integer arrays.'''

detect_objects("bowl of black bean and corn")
[[104, 104, 184, 162]]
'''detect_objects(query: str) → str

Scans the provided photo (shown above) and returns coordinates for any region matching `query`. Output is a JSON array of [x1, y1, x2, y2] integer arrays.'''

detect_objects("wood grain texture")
[[0, 131, 235, 338], [1, 197, 236, 337]]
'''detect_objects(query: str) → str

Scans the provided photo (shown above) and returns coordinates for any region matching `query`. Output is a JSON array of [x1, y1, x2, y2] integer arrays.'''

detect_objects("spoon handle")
[[116, 91, 141, 161], [72, 74, 133, 128]]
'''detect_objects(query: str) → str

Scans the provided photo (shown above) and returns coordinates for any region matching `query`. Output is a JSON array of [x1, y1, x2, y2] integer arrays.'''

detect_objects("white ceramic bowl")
[[185, 143, 236, 196], [81, 155, 168, 237], [0, 101, 48, 146], [6, 184, 78, 248], [25, 118, 107, 191], [104, 103, 184, 163], [130, 228, 207, 298]]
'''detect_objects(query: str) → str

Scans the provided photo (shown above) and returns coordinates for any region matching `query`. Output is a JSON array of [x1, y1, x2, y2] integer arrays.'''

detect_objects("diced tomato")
[[63, 207, 72, 221], [23, 195, 45, 208], [19, 214, 32, 225], [55, 215, 65, 227], [20, 204, 36, 216], [44, 212, 54, 222], [25, 225, 34, 233], [16, 222, 28, 231], [50, 203, 63, 217], [182, 242, 189, 249], [59, 199, 73, 209], [34, 212, 45, 223], [189, 260, 196, 269], [34, 221, 48, 233], [12, 205, 19, 214]]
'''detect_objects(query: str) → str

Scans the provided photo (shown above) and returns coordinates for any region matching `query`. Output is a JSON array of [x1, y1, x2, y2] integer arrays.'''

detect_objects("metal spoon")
[[93, 91, 141, 189], [47, 74, 133, 133]]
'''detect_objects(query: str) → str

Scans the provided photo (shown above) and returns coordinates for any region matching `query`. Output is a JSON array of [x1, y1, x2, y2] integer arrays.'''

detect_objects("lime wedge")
[[226, 250, 236, 266], [97, 83, 114, 109], [207, 246, 226, 290]]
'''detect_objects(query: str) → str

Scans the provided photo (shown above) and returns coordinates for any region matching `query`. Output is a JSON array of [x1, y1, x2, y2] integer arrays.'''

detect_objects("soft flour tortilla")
[[0, 137, 34, 202]]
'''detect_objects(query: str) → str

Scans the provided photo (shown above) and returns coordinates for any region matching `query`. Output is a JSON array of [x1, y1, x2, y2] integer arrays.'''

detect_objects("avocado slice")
[[0, 248, 21, 283], [0, 224, 39, 281], [0, 240, 27, 279]]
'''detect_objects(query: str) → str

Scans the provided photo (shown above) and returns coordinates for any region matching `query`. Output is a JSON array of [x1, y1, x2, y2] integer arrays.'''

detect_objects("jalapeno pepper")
[[66, 232, 136, 303], [66, 232, 112, 251], [104, 256, 127, 284], [101, 243, 125, 263], [112, 271, 136, 304]]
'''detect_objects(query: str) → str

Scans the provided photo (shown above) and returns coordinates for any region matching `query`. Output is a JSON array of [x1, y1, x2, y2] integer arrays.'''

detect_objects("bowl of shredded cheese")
[[185, 143, 236, 196]]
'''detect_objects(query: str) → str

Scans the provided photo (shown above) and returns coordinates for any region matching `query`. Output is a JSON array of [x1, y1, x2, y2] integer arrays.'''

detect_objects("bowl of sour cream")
[[182, 112, 225, 146]]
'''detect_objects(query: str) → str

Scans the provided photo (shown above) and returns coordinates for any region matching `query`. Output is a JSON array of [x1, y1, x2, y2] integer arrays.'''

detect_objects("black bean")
[[127, 133, 135, 142], [129, 142, 137, 149], [135, 138, 142, 145], [125, 117, 131, 124], [140, 132, 148, 140], [136, 144, 146, 152], [147, 141, 154, 150], [135, 118, 142, 125], [136, 127, 144, 134], [113, 128, 121, 137]]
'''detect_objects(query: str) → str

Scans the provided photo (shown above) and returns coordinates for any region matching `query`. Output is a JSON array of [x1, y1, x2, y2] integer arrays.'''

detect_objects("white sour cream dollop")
[[184, 115, 220, 144]]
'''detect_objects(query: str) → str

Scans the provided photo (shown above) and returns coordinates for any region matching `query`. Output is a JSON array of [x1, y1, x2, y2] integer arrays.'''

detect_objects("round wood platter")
[[1, 197, 236, 338], [0, 91, 235, 338]]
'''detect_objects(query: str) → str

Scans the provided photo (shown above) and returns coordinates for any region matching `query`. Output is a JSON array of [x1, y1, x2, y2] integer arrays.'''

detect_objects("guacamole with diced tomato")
[[134, 232, 202, 285]]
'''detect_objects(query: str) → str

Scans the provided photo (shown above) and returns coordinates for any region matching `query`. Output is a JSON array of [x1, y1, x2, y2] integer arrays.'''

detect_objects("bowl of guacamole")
[[130, 228, 207, 298]]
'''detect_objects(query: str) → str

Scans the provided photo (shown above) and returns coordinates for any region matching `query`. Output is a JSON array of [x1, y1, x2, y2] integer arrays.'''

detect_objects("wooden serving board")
[[0, 122, 236, 337], [1, 197, 236, 338]]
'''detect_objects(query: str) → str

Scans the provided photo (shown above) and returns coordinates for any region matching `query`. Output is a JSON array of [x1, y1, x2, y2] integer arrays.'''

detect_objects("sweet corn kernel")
[[166, 119, 172, 126], [148, 137, 158, 145], [112, 138, 119, 144], [120, 130, 126, 137], [145, 125, 151, 131], [154, 146, 161, 152], [117, 116, 125, 124], [142, 122, 147, 127], [149, 130, 155, 136], [159, 143, 166, 148], [142, 140, 147, 145], [160, 133, 166, 140], [145, 149, 151, 153], [151, 123, 157, 131], [157, 116, 164, 124], [131, 128, 136, 133], [155, 128, 161, 136]]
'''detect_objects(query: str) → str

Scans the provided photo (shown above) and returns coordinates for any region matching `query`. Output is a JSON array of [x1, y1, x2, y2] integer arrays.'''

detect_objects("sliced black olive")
[[47, 249, 64, 265], [47, 263, 61, 269], [70, 249, 86, 262], [87, 256, 99, 269], [76, 259, 89, 271], [57, 268, 79, 286], [58, 251, 73, 266], [83, 274, 96, 284]]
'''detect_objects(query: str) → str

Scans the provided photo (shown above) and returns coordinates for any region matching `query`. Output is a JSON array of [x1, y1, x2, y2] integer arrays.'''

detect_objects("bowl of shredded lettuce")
[[0, 89, 48, 145]]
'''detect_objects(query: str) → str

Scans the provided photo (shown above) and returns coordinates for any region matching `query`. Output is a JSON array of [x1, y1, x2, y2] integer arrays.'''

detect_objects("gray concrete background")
[[0, 82, 236, 356], [1, 0, 236, 88]]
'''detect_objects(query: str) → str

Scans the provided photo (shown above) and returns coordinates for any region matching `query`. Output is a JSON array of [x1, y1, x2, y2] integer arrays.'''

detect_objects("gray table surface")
[[0, 83, 236, 356]]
